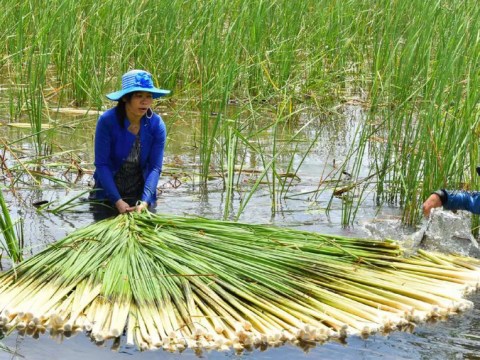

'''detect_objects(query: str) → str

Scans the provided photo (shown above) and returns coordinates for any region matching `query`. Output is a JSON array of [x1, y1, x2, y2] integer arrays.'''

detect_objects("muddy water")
[[1, 105, 480, 359]]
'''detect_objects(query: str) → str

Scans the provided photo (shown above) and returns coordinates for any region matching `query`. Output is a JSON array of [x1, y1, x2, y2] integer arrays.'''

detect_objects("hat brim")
[[106, 87, 171, 101]]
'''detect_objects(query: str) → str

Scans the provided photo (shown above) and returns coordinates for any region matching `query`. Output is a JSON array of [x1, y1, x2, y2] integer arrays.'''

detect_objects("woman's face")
[[124, 91, 153, 121]]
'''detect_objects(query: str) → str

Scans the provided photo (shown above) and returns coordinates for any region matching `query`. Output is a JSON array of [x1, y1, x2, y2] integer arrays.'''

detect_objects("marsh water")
[[1, 104, 480, 359]]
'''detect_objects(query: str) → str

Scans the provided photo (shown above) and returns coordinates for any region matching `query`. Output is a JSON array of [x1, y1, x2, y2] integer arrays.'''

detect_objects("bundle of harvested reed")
[[0, 212, 479, 352]]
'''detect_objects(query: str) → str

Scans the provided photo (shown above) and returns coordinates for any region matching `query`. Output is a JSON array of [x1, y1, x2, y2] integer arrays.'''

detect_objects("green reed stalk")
[[223, 122, 239, 220], [23, 54, 47, 154], [0, 189, 22, 263]]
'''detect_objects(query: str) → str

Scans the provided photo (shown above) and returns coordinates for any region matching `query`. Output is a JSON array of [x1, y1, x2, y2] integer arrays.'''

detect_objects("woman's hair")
[[115, 92, 135, 128]]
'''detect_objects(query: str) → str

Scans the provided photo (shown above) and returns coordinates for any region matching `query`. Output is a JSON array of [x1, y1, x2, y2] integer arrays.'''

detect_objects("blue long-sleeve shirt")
[[93, 108, 166, 205], [436, 189, 480, 214]]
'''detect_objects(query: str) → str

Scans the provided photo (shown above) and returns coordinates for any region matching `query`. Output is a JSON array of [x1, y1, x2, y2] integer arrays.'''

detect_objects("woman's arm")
[[140, 116, 167, 205], [423, 189, 480, 216], [94, 115, 122, 204], [443, 190, 480, 214]]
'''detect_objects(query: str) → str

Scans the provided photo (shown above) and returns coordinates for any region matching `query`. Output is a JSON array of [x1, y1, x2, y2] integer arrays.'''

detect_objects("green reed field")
[[1, 0, 479, 224]]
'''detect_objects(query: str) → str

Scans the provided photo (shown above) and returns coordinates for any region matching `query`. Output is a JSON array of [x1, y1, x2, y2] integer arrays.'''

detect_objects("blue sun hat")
[[106, 69, 170, 101]]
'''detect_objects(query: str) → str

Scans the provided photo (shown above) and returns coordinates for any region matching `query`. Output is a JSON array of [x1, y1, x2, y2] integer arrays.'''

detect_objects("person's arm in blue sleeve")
[[442, 190, 480, 214], [141, 116, 166, 205], [94, 116, 122, 204], [423, 189, 480, 217]]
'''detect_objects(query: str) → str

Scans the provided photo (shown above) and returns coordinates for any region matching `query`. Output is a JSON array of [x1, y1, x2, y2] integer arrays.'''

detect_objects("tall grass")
[[1, 0, 478, 223], [339, 0, 480, 224], [1, 0, 367, 109]]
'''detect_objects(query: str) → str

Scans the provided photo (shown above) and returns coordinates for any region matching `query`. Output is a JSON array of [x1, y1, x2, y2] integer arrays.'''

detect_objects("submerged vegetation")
[[1, 0, 478, 223], [0, 211, 479, 352]]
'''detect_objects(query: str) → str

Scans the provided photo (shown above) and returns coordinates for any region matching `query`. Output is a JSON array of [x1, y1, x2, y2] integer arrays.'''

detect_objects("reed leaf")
[[0, 189, 22, 263]]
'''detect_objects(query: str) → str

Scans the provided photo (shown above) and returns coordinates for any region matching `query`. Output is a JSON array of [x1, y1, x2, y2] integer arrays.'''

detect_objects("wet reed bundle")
[[0, 212, 479, 352]]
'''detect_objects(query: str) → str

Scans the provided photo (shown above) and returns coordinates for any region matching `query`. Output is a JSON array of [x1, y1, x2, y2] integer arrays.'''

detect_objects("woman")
[[91, 69, 170, 214]]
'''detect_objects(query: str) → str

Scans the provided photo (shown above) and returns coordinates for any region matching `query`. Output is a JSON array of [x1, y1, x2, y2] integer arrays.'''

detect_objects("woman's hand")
[[115, 199, 131, 214], [422, 193, 442, 217], [126, 201, 149, 213], [116, 200, 149, 214]]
